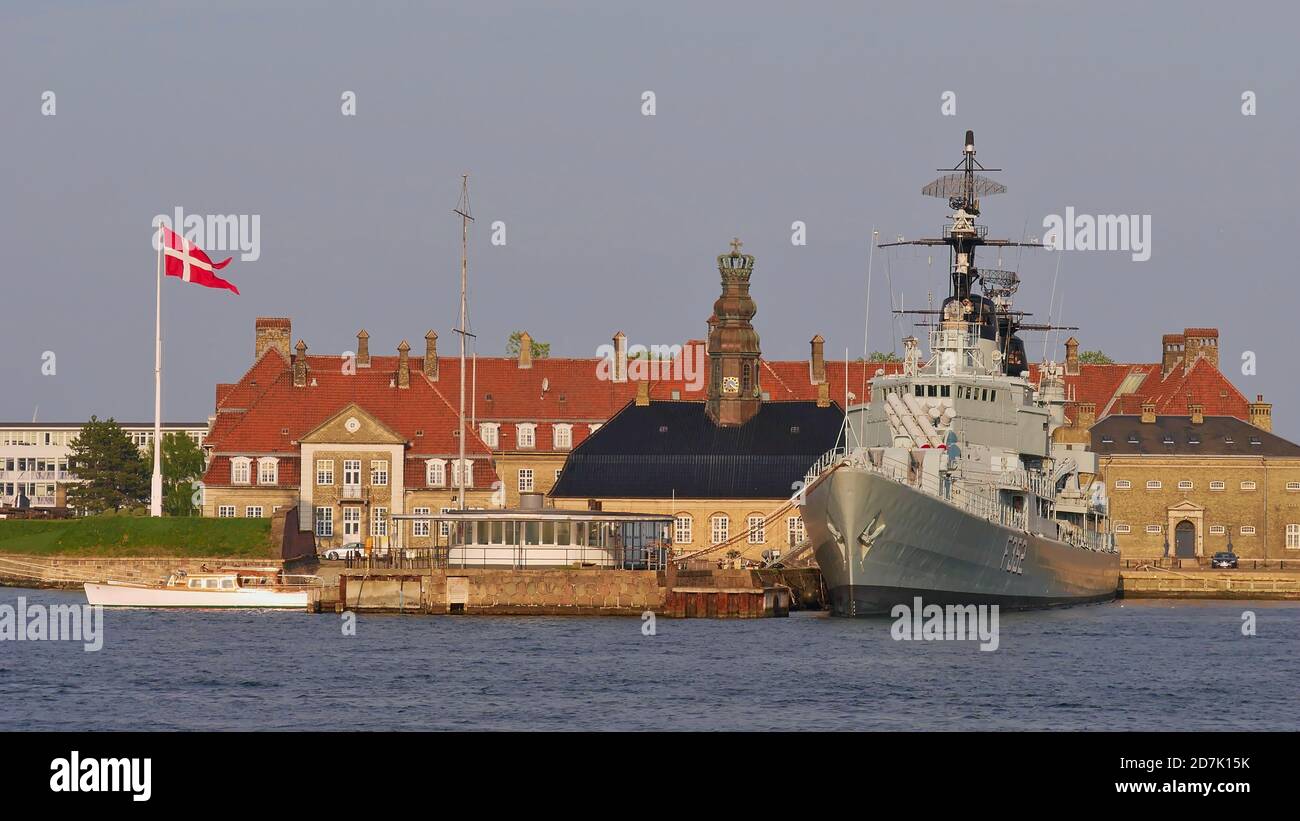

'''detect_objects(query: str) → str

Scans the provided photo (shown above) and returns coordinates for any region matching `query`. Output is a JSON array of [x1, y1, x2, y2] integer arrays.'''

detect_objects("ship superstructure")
[[802, 131, 1119, 616]]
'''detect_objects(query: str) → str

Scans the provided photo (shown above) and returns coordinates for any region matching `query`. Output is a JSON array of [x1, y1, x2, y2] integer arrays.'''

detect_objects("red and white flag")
[[159, 225, 239, 295]]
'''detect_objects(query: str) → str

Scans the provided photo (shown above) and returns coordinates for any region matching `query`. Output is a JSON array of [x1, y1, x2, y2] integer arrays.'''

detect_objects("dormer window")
[[1188, 434, 1200, 445], [425, 459, 447, 487], [1127, 434, 1140, 444], [516, 423, 537, 449], [1100, 435, 1114, 444], [1250, 436, 1262, 446], [231, 457, 251, 485], [1162, 434, 1175, 445], [257, 457, 278, 485], [553, 424, 573, 450], [479, 423, 500, 448]]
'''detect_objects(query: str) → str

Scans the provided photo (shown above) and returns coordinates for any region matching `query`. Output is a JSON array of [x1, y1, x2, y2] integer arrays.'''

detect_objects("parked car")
[[321, 542, 365, 560], [1211, 550, 1238, 569]]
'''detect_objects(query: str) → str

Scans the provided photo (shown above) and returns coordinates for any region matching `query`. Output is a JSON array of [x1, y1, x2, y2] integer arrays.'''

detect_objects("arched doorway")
[[1174, 520, 1197, 558]]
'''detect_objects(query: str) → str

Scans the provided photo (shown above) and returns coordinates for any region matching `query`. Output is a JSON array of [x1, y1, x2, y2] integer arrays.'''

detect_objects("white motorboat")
[[84, 567, 321, 609]]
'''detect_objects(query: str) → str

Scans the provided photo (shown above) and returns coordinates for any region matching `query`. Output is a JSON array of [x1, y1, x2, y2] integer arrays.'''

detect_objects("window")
[[518, 468, 534, 493], [231, 457, 251, 484], [1145, 524, 1162, 534], [343, 459, 361, 489], [452, 459, 474, 488], [1209, 525, 1225, 535], [245, 506, 263, 518], [1210, 481, 1225, 491], [1146, 480, 1162, 490], [747, 515, 765, 544], [555, 468, 562, 480], [314, 507, 333, 536], [787, 516, 806, 546], [316, 459, 334, 485], [258, 458, 278, 485], [1114, 523, 1131, 534], [675, 515, 692, 544], [1241, 481, 1257, 491], [517, 423, 536, 449], [439, 507, 455, 538], [1240, 525, 1256, 535], [588, 423, 602, 434], [413, 507, 431, 538], [370, 460, 388, 486], [1162, 434, 1175, 445], [1288, 482, 1300, 492], [1101, 435, 1114, 444], [1127, 434, 1140, 444], [1177, 480, 1193, 491], [479, 423, 500, 448], [426, 459, 446, 487], [1115, 480, 1132, 490], [554, 424, 572, 450], [342, 507, 361, 539], [710, 514, 729, 545], [372, 507, 387, 537], [218, 505, 236, 518], [1287, 524, 1300, 549]]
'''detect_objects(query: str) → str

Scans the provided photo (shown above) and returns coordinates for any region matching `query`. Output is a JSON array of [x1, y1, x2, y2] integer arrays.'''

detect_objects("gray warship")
[[802, 130, 1120, 616]]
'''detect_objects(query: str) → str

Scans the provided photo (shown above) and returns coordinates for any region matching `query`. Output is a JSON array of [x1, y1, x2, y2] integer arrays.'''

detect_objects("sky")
[[1, 1, 1296, 435]]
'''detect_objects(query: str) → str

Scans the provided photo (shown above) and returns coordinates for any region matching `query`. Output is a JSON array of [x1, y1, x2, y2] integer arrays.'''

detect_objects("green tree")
[[153, 432, 206, 517], [859, 351, 902, 363], [1078, 350, 1114, 365], [506, 331, 550, 359], [66, 417, 149, 513]]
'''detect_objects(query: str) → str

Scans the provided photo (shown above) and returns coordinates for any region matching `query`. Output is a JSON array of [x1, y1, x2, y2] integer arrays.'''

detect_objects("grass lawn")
[[0, 516, 276, 557]]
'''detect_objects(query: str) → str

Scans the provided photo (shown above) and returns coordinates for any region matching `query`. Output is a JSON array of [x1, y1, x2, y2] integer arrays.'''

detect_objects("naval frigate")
[[802, 130, 1120, 616]]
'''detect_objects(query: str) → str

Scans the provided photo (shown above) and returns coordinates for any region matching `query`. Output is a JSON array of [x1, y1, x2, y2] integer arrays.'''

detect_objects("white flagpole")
[[150, 225, 164, 516]]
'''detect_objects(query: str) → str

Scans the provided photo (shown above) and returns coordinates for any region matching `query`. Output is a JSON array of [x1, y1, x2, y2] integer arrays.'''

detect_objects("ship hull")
[[84, 581, 311, 609], [804, 467, 1120, 616]]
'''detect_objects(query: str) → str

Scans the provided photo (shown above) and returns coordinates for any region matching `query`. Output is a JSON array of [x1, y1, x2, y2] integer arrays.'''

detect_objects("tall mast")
[[453, 174, 474, 510]]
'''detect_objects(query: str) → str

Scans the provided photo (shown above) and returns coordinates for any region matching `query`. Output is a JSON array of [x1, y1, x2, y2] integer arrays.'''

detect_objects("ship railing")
[[951, 485, 1026, 530], [997, 469, 1057, 502], [805, 446, 848, 483], [942, 222, 988, 239], [1055, 520, 1115, 553], [928, 327, 979, 353]]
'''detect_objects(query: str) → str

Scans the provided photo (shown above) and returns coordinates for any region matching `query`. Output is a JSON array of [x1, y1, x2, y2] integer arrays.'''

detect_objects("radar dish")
[[922, 173, 1007, 199], [979, 269, 1020, 296]]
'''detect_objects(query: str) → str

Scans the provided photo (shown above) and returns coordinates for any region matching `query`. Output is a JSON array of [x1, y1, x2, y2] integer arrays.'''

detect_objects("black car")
[[1211, 550, 1238, 569]]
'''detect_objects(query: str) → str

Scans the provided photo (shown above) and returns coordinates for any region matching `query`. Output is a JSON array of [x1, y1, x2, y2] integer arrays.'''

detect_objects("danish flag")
[[159, 225, 239, 295]]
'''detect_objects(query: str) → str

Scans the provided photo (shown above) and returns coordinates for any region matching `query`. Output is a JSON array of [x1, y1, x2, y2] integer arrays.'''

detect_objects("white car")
[[321, 543, 365, 560]]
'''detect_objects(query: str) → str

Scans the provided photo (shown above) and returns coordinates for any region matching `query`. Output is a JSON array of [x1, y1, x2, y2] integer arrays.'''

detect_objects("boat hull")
[[84, 581, 310, 609], [804, 466, 1120, 616]]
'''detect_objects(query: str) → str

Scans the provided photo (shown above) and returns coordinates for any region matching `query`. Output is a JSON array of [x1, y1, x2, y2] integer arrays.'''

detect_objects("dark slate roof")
[[550, 400, 843, 499], [1091, 415, 1300, 457]]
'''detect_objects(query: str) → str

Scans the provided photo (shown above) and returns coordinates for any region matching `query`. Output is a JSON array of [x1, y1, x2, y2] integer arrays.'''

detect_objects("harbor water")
[[2, 587, 1297, 731]]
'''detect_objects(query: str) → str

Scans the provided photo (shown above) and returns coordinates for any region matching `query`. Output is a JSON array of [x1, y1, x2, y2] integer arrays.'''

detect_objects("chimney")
[[1140, 401, 1156, 424], [1076, 401, 1097, 429], [612, 331, 627, 383], [396, 340, 410, 388], [816, 382, 830, 408], [1189, 402, 1204, 425], [1064, 336, 1080, 376], [1161, 333, 1184, 378], [518, 331, 533, 369], [1183, 328, 1219, 370], [255, 317, 292, 362], [424, 330, 438, 380], [293, 340, 308, 387], [356, 329, 370, 368], [1249, 394, 1272, 432], [635, 379, 650, 406], [809, 334, 826, 384]]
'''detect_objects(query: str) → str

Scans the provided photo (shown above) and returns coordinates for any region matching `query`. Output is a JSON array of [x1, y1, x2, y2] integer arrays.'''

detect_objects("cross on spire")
[[730, 237, 743, 254]]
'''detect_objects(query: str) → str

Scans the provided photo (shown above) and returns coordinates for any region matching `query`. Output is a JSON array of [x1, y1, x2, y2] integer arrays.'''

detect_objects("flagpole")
[[150, 224, 164, 517]]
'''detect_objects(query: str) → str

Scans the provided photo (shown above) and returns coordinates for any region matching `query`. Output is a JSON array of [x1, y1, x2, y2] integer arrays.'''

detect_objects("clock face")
[[722, 376, 740, 394]]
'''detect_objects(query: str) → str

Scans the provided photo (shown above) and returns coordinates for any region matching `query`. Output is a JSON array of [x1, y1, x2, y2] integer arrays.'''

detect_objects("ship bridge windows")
[[940, 385, 950, 397]]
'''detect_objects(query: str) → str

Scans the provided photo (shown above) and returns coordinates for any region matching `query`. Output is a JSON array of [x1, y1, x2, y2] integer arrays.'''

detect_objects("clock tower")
[[705, 238, 762, 427]]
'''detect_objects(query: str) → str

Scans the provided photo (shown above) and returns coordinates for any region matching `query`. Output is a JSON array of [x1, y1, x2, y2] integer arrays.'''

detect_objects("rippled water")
[[1, 586, 1297, 731]]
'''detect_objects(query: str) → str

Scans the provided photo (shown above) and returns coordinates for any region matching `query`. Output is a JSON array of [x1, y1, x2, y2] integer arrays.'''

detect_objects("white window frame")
[[1145, 524, 1162, 534], [452, 459, 474, 489], [1114, 523, 1131, 534], [1210, 481, 1225, 491], [1287, 524, 1300, 549], [426, 459, 446, 487], [230, 457, 251, 485], [316, 459, 334, 485], [675, 515, 692, 544], [1146, 480, 1162, 490], [439, 507, 455, 538], [314, 506, 333, 536], [258, 457, 278, 486], [342, 507, 361, 539], [516, 423, 537, 449], [1114, 480, 1132, 490], [370, 459, 389, 487], [553, 424, 573, 450], [1287, 482, 1300, 492], [1177, 480, 1193, 491], [1241, 481, 1257, 491], [479, 423, 500, 448], [518, 468, 534, 493], [710, 514, 729, 546], [747, 515, 765, 544], [787, 516, 806, 546], [245, 506, 263, 518], [1240, 525, 1256, 535], [588, 423, 602, 434], [218, 505, 236, 518], [413, 507, 431, 538], [372, 507, 388, 537], [1209, 525, 1225, 535]]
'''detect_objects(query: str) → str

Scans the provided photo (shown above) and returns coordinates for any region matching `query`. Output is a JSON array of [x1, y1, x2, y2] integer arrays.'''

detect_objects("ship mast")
[[453, 174, 475, 511]]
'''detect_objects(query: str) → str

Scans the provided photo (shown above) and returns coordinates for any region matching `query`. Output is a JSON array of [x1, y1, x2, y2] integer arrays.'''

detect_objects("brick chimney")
[[1183, 328, 1219, 370], [611, 331, 627, 383], [816, 382, 830, 408], [635, 379, 650, 406], [518, 331, 533, 369], [1064, 336, 1080, 376], [810, 334, 826, 384], [293, 340, 308, 387], [1189, 402, 1204, 425], [255, 317, 292, 362], [1249, 394, 1272, 432], [424, 330, 438, 380], [1161, 333, 1184, 378], [396, 340, 410, 388], [1140, 401, 1156, 424], [356, 329, 370, 368], [1076, 401, 1097, 429]]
